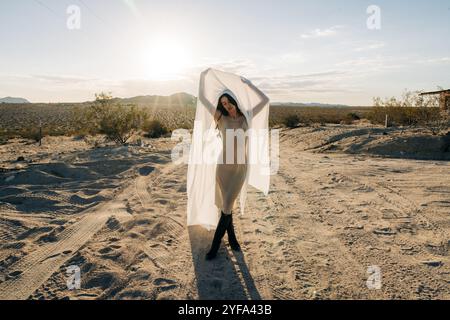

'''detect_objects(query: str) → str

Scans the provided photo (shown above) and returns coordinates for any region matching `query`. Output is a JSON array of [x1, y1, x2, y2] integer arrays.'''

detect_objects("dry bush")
[[270, 106, 369, 127], [16, 128, 42, 142], [0, 99, 194, 142], [282, 114, 301, 128], [0, 103, 78, 140], [1, 98, 376, 142], [427, 110, 450, 135], [142, 106, 195, 132], [368, 90, 449, 134], [143, 119, 169, 138], [77, 93, 148, 144]]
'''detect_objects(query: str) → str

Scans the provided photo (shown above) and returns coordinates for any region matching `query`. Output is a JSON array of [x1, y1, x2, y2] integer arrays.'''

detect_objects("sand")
[[0, 124, 449, 300]]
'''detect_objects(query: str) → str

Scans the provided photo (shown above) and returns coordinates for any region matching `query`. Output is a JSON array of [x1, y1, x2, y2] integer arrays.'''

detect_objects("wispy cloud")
[[188, 58, 256, 75], [31, 74, 98, 85], [256, 70, 347, 81], [251, 70, 355, 97], [416, 57, 450, 65], [335, 55, 407, 73], [354, 41, 386, 52], [300, 25, 343, 39], [279, 52, 305, 63]]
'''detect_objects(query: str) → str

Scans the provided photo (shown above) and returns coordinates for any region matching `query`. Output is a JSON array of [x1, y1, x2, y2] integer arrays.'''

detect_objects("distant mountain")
[[271, 102, 350, 108], [0, 97, 30, 104], [112, 94, 351, 109], [0, 93, 352, 108], [112, 92, 196, 107]]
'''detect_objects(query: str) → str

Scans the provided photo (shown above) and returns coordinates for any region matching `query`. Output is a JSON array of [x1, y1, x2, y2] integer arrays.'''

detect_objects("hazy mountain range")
[[111, 92, 196, 107], [0, 97, 31, 104], [112, 93, 351, 108], [270, 102, 350, 108], [0, 93, 351, 108], [112, 94, 352, 108]]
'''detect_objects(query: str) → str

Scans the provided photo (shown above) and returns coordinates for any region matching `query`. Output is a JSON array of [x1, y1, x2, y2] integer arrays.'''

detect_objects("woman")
[[197, 70, 269, 260]]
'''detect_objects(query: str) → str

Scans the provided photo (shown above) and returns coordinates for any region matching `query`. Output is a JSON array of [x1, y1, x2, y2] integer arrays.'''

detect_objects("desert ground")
[[0, 123, 449, 300]]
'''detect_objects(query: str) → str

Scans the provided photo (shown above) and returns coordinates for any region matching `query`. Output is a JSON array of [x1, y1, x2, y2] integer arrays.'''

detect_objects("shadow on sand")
[[188, 225, 261, 300]]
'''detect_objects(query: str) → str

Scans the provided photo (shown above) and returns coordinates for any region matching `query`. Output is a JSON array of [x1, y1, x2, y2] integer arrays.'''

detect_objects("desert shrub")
[[369, 105, 427, 127], [177, 121, 194, 130], [341, 113, 360, 125], [14, 125, 62, 142], [143, 119, 169, 138], [269, 106, 370, 127], [283, 114, 301, 128], [16, 128, 41, 142], [368, 90, 448, 134], [77, 93, 148, 144], [425, 110, 450, 135], [144, 106, 195, 132], [99, 105, 145, 144], [348, 112, 360, 121], [70, 105, 94, 137], [2, 100, 375, 138]]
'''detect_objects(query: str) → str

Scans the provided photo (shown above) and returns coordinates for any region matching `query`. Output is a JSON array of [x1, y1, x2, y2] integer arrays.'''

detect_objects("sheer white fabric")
[[186, 68, 270, 230]]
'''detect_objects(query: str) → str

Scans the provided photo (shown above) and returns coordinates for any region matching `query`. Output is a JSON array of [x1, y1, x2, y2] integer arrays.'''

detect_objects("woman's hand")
[[241, 76, 269, 117]]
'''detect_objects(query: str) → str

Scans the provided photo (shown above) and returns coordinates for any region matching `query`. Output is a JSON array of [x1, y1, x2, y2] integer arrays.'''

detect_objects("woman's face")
[[221, 96, 237, 116]]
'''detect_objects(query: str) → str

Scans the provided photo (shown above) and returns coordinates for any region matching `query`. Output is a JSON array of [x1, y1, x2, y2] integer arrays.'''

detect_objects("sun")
[[141, 37, 190, 81]]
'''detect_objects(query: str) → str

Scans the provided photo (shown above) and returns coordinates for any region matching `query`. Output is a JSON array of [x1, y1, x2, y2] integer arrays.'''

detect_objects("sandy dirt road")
[[0, 127, 449, 299]]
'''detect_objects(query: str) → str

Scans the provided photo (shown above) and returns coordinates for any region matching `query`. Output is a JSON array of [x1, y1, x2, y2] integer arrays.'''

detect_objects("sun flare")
[[141, 37, 190, 81]]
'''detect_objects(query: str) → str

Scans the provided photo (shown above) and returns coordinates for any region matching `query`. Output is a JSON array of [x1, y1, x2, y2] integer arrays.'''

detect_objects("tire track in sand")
[[244, 170, 374, 299], [130, 161, 197, 298], [0, 192, 133, 300], [133, 162, 188, 270], [278, 150, 449, 298]]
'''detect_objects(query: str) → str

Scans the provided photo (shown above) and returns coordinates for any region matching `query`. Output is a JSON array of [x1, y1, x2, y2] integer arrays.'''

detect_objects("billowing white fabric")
[[187, 68, 271, 230]]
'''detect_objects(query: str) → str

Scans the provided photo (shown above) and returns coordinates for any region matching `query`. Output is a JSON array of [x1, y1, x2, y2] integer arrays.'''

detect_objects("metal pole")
[[39, 119, 42, 146]]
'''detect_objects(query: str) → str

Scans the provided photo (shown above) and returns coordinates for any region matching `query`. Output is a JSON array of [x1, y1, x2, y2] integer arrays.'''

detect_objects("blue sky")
[[0, 0, 449, 104]]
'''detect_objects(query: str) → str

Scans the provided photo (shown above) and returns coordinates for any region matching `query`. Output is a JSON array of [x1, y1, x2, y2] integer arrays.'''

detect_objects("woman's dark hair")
[[217, 93, 244, 117]]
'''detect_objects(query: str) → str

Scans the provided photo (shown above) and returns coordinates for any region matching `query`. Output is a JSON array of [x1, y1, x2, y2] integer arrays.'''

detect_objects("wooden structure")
[[419, 89, 450, 110]]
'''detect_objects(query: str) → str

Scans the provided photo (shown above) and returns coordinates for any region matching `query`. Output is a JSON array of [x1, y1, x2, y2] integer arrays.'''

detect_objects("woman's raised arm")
[[241, 77, 269, 117], [198, 69, 217, 117]]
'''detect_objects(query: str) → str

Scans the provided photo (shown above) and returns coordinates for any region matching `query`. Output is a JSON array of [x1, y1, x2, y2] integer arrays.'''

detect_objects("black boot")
[[227, 214, 241, 251], [206, 212, 231, 260]]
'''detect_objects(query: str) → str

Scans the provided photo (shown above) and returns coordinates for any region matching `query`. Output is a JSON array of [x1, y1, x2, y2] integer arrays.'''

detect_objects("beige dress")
[[215, 114, 249, 215]]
